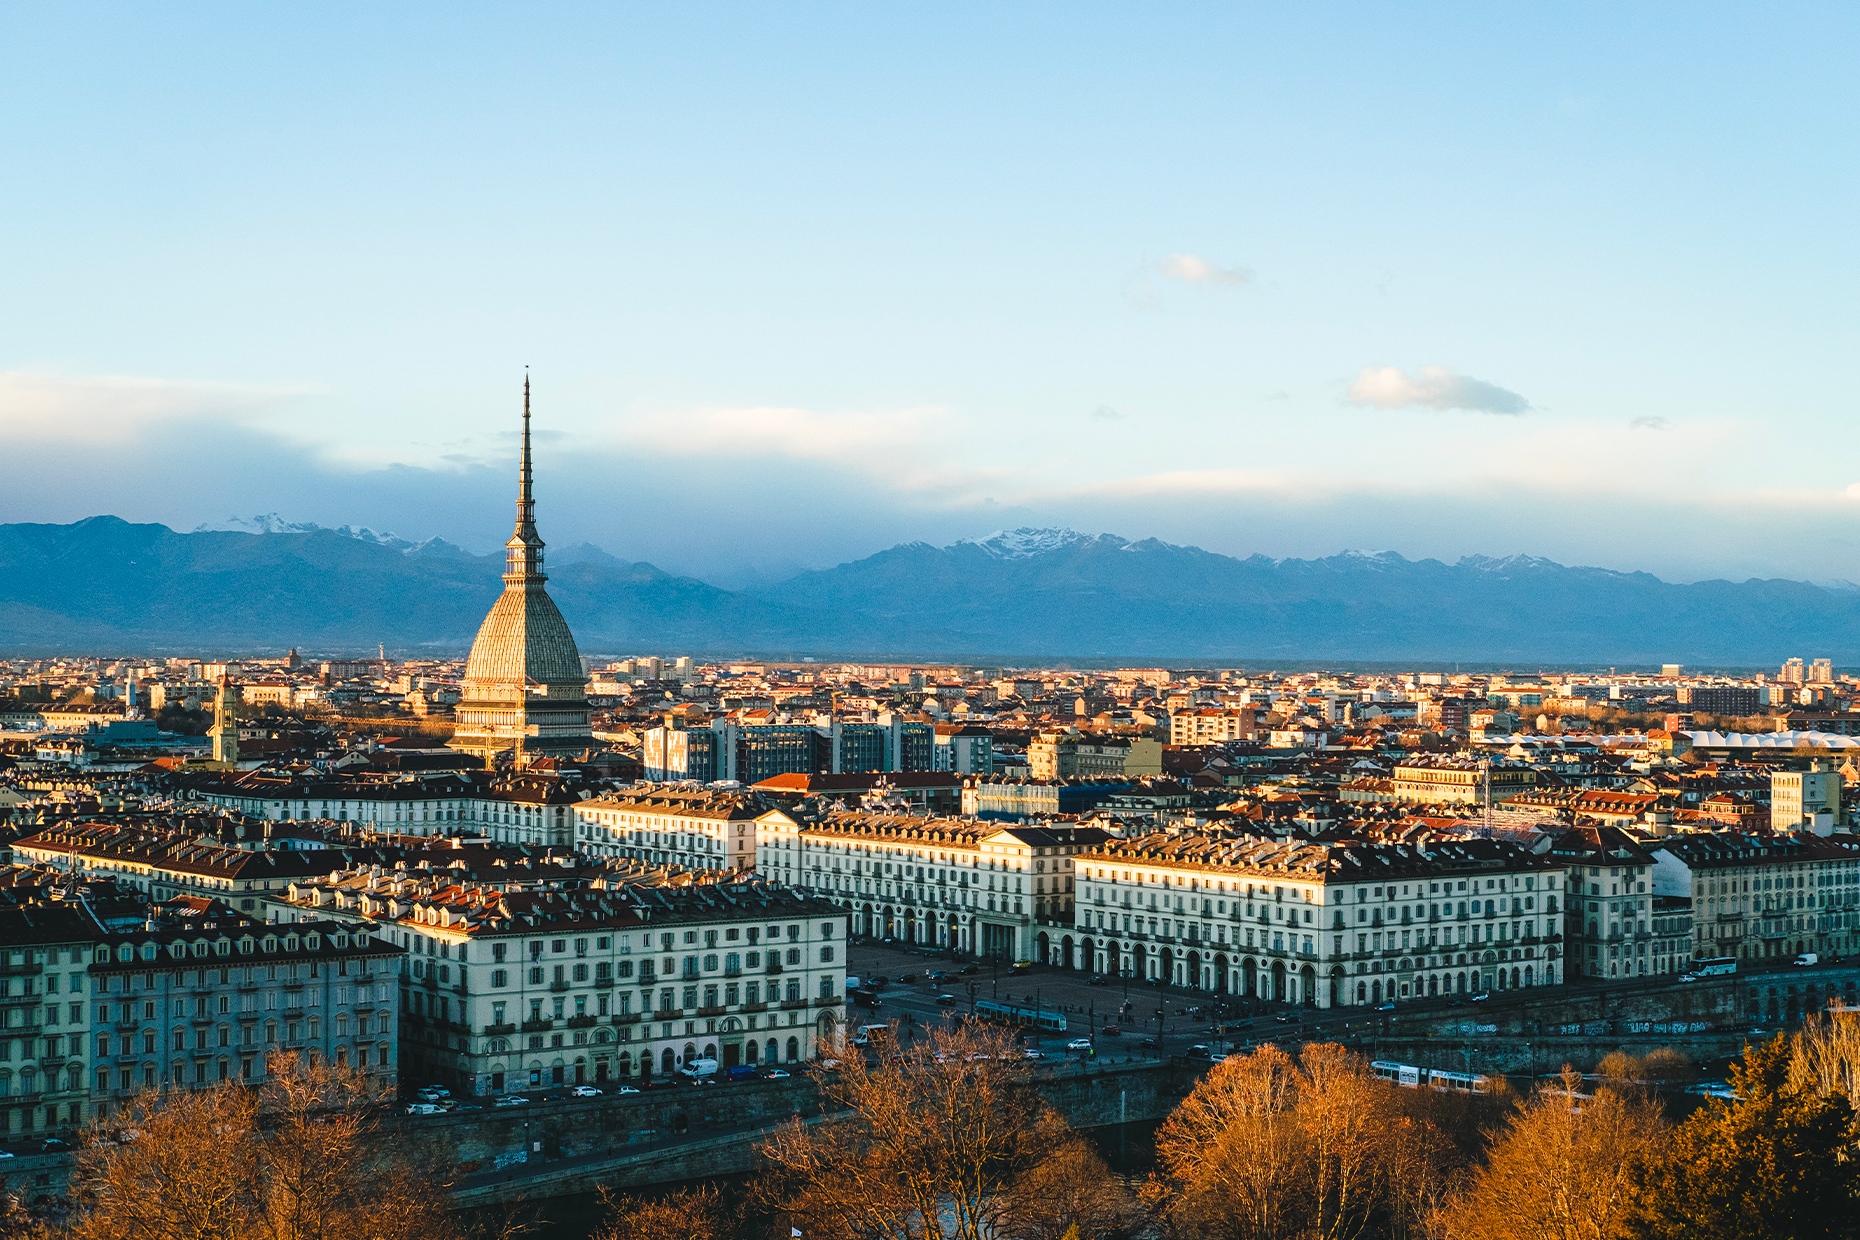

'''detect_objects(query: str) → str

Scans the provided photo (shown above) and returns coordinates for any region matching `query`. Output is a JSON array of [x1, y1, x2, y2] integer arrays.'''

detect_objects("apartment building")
[[86, 902, 403, 1113], [1074, 835, 1568, 1010], [0, 895, 402, 1140], [0, 904, 97, 1140], [1772, 767, 1842, 834], [574, 788, 790, 872], [271, 869, 845, 1094], [1650, 832, 1860, 965], [1389, 757, 1537, 805], [757, 810, 1109, 964], [641, 717, 935, 782], [179, 769, 594, 847], [1168, 708, 1258, 745]]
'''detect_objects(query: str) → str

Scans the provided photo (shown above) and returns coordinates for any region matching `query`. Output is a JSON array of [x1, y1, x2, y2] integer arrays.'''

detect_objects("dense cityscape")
[[10, 6, 1860, 1238], [0, 401, 1854, 1237]]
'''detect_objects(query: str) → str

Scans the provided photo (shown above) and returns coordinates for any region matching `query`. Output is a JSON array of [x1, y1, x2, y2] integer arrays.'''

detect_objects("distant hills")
[[2, 517, 1857, 664]]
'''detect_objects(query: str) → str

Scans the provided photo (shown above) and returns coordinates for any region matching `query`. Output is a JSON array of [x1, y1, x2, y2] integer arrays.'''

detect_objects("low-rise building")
[[270, 869, 845, 1094], [1650, 832, 1860, 965], [758, 811, 1108, 964], [1074, 835, 1568, 1009], [573, 787, 786, 871]]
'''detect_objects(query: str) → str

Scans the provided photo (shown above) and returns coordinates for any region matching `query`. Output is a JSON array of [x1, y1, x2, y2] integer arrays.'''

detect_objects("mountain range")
[[2, 517, 1857, 664]]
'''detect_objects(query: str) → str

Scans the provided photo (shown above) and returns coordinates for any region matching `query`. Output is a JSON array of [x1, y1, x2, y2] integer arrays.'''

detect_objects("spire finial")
[[519, 368, 534, 528]]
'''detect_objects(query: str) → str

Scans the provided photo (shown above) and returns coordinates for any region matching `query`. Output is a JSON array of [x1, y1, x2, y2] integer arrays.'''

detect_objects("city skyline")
[[5, 5, 1860, 586]]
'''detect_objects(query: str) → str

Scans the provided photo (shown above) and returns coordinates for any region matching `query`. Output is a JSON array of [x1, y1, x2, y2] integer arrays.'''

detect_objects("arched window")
[[661, 1048, 675, 1073], [786, 1037, 800, 1062]]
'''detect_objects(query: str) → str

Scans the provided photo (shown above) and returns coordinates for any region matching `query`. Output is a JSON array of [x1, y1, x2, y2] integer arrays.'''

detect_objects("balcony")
[[483, 1022, 516, 1036], [566, 1015, 597, 1029], [765, 963, 783, 975], [813, 996, 840, 1007], [519, 1018, 554, 1033], [610, 1012, 642, 1025], [741, 1001, 768, 1013], [697, 1005, 725, 1017], [724, 968, 742, 978], [653, 1008, 683, 1021], [779, 998, 809, 1011]]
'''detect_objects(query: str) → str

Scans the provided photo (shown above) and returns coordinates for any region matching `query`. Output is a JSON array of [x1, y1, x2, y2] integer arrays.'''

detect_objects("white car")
[[571, 1086, 602, 1097], [617, 1086, 641, 1095], [493, 1095, 530, 1107], [1067, 1038, 1093, 1051], [765, 1069, 790, 1079]]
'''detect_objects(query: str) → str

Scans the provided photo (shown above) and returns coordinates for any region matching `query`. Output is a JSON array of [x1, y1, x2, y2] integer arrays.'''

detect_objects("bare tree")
[[758, 1022, 1071, 1240], [592, 1183, 732, 1240], [1151, 1044, 1304, 1240], [68, 1051, 460, 1240], [996, 1138, 1133, 1240], [1435, 1068, 1666, 1240]]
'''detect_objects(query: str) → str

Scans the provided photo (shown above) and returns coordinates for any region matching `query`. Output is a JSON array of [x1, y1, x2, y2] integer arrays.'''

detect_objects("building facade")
[[1073, 835, 1568, 1009], [757, 811, 1107, 964], [574, 788, 786, 871], [271, 870, 846, 1094], [1650, 832, 1860, 964]]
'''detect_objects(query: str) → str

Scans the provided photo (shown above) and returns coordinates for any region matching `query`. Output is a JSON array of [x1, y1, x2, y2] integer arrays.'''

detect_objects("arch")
[[745, 1040, 758, 1063], [786, 1036, 800, 1062], [661, 1048, 676, 1073], [1213, 954, 1230, 993], [1271, 960, 1288, 1003], [1185, 951, 1201, 991], [766, 1038, 778, 1063], [1243, 957, 1258, 998], [1036, 932, 1051, 965], [1061, 935, 1074, 970], [1160, 948, 1175, 985]]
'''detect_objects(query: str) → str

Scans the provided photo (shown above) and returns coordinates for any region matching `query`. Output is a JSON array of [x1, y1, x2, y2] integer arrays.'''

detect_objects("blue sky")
[[4, 3, 1858, 586]]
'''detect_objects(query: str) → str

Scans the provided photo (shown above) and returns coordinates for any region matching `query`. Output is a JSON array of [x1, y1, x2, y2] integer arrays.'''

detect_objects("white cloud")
[[1158, 253, 1249, 287], [1630, 415, 1669, 431], [0, 370, 314, 444], [1346, 365, 1532, 416]]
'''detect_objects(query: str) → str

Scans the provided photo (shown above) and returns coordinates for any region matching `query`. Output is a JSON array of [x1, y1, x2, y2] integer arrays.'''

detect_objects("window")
[[820, 946, 834, 963], [528, 967, 544, 985], [491, 970, 508, 988]]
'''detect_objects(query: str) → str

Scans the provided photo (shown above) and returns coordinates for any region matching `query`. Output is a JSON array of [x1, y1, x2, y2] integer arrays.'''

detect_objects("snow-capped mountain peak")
[[196, 515, 420, 553], [955, 527, 1102, 559]]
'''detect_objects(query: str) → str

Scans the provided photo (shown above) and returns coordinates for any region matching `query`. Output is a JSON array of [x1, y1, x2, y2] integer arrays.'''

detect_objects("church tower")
[[450, 377, 592, 766], [210, 676, 240, 767]]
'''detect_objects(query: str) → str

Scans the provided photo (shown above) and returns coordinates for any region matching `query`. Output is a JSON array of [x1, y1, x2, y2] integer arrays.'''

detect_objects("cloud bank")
[[1347, 365, 1532, 415]]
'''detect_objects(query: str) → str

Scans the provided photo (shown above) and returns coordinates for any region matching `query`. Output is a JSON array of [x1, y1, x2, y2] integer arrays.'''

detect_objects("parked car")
[[405, 1103, 443, 1115], [765, 1069, 791, 1080], [571, 1085, 603, 1097], [617, 1086, 641, 1095], [1374, 1002, 1395, 1012], [493, 1095, 530, 1107], [725, 1065, 759, 1082]]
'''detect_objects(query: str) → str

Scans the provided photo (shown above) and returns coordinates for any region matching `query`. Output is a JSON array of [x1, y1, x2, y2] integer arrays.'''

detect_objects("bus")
[[1691, 957, 1737, 977], [1373, 1061, 1491, 1093], [971, 1000, 1068, 1033]]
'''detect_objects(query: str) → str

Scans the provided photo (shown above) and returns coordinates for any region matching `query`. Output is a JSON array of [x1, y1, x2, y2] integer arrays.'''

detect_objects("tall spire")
[[517, 370, 535, 534], [503, 370, 546, 585]]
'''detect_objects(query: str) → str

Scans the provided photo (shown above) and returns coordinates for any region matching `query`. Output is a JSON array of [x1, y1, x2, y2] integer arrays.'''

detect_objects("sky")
[[4, 3, 1859, 588]]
